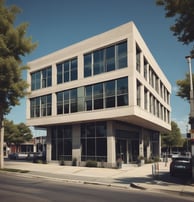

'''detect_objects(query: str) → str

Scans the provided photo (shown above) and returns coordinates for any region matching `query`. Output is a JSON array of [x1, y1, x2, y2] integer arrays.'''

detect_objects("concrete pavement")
[[2, 160, 194, 198]]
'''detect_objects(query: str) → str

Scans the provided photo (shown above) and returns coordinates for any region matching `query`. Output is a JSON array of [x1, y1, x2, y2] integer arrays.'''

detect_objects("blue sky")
[[5, 0, 193, 134]]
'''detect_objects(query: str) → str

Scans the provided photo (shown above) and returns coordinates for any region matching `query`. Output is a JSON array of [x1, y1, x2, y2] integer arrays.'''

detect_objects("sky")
[[5, 0, 193, 134]]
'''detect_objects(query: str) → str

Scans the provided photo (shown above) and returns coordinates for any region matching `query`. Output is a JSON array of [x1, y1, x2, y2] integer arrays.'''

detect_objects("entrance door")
[[131, 140, 139, 162], [116, 139, 127, 163]]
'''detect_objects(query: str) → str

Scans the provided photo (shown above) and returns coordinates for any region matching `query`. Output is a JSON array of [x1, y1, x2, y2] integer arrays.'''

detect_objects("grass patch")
[[0, 168, 29, 173]]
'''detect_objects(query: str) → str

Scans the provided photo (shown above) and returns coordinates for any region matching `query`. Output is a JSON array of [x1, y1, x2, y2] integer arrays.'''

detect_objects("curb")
[[1, 170, 194, 198]]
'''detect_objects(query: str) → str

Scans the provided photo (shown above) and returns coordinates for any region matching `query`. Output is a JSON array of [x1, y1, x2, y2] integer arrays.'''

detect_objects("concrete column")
[[140, 82, 144, 108], [146, 137, 151, 159], [52, 63, 57, 117], [159, 133, 161, 158], [33, 141, 36, 152], [139, 130, 144, 157], [52, 93, 56, 116], [126, 140, 129, 164], [52, 63, 57, 86], [46, 127, 52, 162], [78, 54, 84, 80], [140, 51, 143, 76], [72, 124, 81, 165], [107, 121, 116, 168]]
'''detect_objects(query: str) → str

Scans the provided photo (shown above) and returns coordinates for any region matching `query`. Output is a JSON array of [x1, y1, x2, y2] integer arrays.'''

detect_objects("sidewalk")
[[3, 160, 194, 197]]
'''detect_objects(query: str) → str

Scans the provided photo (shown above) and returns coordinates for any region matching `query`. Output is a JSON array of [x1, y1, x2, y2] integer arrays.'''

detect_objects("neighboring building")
[[26, 22, 171, 167]]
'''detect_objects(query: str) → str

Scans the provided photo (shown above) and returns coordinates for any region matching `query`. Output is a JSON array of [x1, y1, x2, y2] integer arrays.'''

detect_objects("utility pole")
[[0, 121, 4, 169], [185, 55, 194, 180]]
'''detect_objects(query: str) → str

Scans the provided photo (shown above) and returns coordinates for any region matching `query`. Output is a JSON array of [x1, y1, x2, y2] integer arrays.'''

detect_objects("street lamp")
[[185, 55, 194, 180]]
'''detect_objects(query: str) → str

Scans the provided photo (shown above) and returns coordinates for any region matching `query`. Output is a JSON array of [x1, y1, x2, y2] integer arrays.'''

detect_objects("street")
[[0, 172, 192, 202]]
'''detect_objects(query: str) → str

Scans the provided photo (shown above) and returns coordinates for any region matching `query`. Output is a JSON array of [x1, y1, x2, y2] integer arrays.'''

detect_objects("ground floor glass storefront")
[[51, 125, 72, 161], [49, 121, 160, 166], [81, 122, 107, 162]]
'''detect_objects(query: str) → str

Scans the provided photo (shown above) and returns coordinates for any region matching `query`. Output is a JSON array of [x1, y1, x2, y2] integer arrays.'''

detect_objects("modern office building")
[[26, 21, 171, 167]]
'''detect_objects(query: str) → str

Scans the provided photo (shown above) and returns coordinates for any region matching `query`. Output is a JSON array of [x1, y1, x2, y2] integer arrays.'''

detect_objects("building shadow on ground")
[[114, 172, 193, 186]]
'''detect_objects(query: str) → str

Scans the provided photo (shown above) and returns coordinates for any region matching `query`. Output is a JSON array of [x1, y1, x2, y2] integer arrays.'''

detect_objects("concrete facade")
[[26, 22, 171, 167]]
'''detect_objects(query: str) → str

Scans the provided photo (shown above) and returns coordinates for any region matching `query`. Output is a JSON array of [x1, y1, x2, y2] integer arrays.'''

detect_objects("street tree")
[[176, 73, 194, 101], [4, 120, 32, 152], [0, 0, 37, 168], [156, 0, 194, 55], [161, 121, 184, 154]]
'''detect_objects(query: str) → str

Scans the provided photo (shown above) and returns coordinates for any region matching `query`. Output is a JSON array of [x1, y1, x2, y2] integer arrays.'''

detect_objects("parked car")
[[27, 152, 46, 162], [170, 156, 192, 177], [8, 153, 28, 160], [171, 152, 180, 158]]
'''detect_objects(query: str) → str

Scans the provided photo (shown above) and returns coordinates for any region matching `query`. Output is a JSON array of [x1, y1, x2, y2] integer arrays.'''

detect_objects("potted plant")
[[59, 155, 65, 166], [72, 158, 77, 166], [138, 156, 145, 166]]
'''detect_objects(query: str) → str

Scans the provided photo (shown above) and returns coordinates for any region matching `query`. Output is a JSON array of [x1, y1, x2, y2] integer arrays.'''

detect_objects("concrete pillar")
[[139, 130, 144, 157], [107, 121, 116, 168], [33, 140, 36, 152], [158, 133, 161, 158], [140, 51, 144, 75], [72, 124, 81, 165], [46, 127, 52, 162], [126, 140, 129, 164], [147, 137, 151, 159]]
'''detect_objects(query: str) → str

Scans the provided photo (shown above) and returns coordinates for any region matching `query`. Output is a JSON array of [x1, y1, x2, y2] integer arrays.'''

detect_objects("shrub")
[[72, 158, 77, 166], [153, 156, 160, 162], [85, 160, 97, 167]]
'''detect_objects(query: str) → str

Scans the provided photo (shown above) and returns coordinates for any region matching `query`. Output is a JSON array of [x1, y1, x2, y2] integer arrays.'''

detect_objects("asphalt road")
[[0, 172, 192, 202]]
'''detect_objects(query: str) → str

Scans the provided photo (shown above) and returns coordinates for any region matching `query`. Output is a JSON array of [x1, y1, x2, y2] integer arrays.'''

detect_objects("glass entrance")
[[116, 129, 140, 164], [116, 139, 127, 163]]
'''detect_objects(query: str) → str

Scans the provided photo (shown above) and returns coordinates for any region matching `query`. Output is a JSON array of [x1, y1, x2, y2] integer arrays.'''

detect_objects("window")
[[106, 45, 115, 71], [64, 90, 70, 114], [117, 77, 128, 106], [70, 88, 77, 113], [136, 44, 141, 73], [84, 40, 127, 77], [56, 77, 128, 115], [57, 92, 63, 114], [144, 57, 148, 80], [57, 58, 77, 84], [94, 49, 105, 75], [94, 83, 104, 109], [105, 80, 115, 108], [85, 85, 92, 111], [30, 94, 52, 118], [56, 89, 78, 114], [84, 54, 92, 77], [64, 61, 69, 82], [51, 125, 72, 161], [144, 87, 148, 110], [31, 71, 41, 90], [31, 66, 52, 91], [41, 95, 47, 116], [57, 63, 63, 84], [136, 80, 141, 107], [81, 122, 107, 161], [117, 41, 127, 69], [71, 59, 77, 81]]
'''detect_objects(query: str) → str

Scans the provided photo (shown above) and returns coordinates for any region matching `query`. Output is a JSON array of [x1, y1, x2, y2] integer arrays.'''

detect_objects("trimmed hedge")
[[85, 160, 97, 167]]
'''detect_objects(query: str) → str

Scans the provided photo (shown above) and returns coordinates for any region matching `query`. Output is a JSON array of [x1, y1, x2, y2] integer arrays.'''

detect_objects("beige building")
[[26, 21, 171, 167]]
